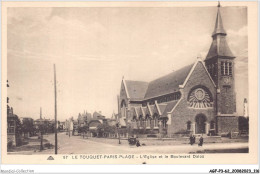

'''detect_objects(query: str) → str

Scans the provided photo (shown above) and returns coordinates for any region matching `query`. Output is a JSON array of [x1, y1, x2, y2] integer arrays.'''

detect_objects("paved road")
[[35, 132, 248, 154]]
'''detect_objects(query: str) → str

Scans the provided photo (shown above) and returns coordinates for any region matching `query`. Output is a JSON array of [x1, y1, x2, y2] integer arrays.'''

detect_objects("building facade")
[[118, 4, 239, 137], [7, 105, 22, 147]]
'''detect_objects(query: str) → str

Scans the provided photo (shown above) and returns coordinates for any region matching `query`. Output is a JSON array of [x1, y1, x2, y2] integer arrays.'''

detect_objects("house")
[[7, 105, 22, 147]]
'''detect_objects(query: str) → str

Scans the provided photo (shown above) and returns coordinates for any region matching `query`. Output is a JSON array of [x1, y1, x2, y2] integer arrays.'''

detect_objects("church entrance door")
[[195, 114, 206, 134]]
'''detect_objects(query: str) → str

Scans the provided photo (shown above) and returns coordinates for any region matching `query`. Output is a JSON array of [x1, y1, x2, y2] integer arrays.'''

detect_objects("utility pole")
[[54, 64, 58, 154], [40, 107, 43, 151], [116, 122, 121, 144]]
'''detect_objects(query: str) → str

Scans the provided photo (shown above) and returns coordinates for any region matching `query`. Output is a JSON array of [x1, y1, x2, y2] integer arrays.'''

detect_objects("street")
[[8, 132, 248, 155]]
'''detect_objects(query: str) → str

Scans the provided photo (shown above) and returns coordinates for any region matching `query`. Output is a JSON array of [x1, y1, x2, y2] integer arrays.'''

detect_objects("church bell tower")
[[204, 3, 236, 115]]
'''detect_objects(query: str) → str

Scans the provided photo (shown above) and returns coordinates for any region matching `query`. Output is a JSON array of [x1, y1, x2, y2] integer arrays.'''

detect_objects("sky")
[[7, 5, 248, 121]]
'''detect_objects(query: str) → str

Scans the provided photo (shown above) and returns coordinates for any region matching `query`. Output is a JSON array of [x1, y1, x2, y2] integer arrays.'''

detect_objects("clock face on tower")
[[223, 77, 230, 84]]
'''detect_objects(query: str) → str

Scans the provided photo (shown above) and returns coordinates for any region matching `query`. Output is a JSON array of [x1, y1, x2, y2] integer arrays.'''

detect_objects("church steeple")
[[212, 2, 226, 37], [205, 2, 235, 60], [205, 2, 237, 116]]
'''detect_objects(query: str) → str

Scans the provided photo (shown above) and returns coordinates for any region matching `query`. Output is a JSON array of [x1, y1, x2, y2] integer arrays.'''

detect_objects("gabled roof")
[[180, 60, 216, 88], [130, 107, 137, 117], [149, 105, 156, 116], [142, 107, 149, 116], [157, 104, 167, 116], [144, 64, 193, 99], [136, 107, 142, 116], [160, 100, 179, 117], [124, 80, 149, 100]]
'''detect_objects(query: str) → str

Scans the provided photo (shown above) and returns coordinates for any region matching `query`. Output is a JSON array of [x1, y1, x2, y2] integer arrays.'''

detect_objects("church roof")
[[160, 100, 179, 117], [136, 107, 142, 116], [124, 80, 149, 100], [149, 105, 156, 116], [157, 104, 167, 116], [144, 64, 193, 99], [206, 36, 234, 60], [206, 5, 235, 60], [142, 107, 148, 116]]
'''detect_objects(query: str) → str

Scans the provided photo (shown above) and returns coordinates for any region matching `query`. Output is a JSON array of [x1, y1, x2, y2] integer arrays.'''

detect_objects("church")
[[118, 4, 239, 137]]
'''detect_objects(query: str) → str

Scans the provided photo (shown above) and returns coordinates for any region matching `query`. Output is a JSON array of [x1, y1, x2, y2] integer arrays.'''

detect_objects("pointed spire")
[[212, 2, 226, 37], [205, 2, 235, 60]]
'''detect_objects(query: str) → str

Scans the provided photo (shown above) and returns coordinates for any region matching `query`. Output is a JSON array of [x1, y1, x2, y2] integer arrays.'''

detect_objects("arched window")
[[121, 100, 126, 108], [139, 115, 144, 127], [121, 100, 127, 118], [145, 114, 150, 127], [153, 113, 159, 127]]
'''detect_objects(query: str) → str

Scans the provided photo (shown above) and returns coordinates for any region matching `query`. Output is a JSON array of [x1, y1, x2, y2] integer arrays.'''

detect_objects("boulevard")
[[8, 132, 248, 155]]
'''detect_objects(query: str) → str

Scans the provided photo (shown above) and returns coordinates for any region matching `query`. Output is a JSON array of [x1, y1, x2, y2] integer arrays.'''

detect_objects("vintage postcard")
[[1, 1, 258, 165]]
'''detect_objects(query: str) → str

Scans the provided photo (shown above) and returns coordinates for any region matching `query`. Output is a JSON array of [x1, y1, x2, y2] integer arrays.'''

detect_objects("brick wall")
[[217, 58, 236, 114], [168, 61, 217, 135], [217, 116, 239, 134]]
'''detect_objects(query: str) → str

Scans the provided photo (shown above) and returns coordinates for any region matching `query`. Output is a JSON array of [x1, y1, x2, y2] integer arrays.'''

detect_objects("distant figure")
[[136, 140, 141, 147], [189, 135, 194, 145], [198, 135, 204, 146], [136, 137, 141, 147], [192, 135, 196, 145]]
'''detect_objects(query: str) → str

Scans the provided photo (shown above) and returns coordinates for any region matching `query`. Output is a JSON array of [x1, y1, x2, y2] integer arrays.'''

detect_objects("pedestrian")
[[136, 136, 141, 147], [198, 135, 203, 146], [189, 134, 193, 145], [136, 140, 141, 147], [192, 135, 196, 145]]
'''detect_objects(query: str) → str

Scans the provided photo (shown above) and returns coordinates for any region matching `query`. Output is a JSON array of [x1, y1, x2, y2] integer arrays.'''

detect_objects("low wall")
[[217, 116, 239, 135]]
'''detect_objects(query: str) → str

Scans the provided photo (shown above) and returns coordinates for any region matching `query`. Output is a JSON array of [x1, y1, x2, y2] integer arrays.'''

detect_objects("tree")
[[97, 124, 116, 138], [81, 125, 89, 138], [21, 118, 34, 137], [97, 124, 105, 137]]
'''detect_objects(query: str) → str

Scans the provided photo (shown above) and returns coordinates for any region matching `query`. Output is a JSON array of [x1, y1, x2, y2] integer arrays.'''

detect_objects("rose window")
[[188, 88, 212, 108]]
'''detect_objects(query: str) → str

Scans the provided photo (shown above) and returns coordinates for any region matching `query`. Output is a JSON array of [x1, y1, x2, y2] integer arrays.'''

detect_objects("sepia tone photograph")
[[1, 1, 258, 165]]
